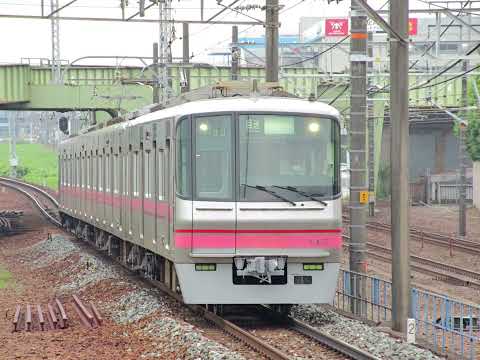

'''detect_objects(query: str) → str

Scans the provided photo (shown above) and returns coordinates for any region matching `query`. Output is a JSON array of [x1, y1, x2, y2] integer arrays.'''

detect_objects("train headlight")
[[276, 257, 286, 270], [308, 122, 320, 133], [195, 263, 216, 271], [199, 123, 208, 132], [303, 263, 324, 271]]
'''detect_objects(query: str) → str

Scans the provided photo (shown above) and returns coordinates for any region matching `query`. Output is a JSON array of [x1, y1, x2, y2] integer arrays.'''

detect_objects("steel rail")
[[258, 305, 379, 360], [366, 250, 480, 289], [367, 242, 480, 281], [343, 235, 480, 289], [0, 177, 59, 207], [74, 232, 376, 360], [343, 215, 480, 255], [86, 245, 291, 360], [202, 309, 291, 360], [0, 180, 61, 227], [289, 317, 381, 360]]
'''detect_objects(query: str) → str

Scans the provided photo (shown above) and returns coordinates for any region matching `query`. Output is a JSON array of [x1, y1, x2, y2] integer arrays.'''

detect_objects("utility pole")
[[182, 23, 190, 93], [390, 0, 411, 333], [265, 0, 279, 82], [459, 61, 468, 237], [50, 0, 61, 83], [9, 112, 18, 178], [158, 0, 173, 103], [367, 31, 375, 217], [349, 0, 368, 316], [153, 42, 159, 103], [232, 26, 239, 80], [458, 7, 471, 237]]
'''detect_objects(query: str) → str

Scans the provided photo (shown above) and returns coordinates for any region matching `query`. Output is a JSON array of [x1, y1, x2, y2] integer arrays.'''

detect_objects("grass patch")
[[0, 267, 12, 289], [0, 143, 58, 190]]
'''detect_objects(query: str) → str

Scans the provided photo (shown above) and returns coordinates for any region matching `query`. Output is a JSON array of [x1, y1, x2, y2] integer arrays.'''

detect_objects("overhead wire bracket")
[[354, 0, 408, 45]]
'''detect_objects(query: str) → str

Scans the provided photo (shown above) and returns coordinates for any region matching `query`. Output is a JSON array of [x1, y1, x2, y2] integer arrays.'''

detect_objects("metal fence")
[[435, 184, 473, 204], [335, 269, 480, 359], [409, 181, 473, 204]]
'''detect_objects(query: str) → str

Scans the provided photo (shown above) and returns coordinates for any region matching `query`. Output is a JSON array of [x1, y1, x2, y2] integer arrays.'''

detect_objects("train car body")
[[59, 96, 342, 305]]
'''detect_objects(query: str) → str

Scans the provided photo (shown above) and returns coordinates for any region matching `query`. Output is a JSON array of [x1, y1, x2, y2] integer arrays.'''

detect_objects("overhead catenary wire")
[[282, 36, 350, 67], [191, 0, 312, 61]]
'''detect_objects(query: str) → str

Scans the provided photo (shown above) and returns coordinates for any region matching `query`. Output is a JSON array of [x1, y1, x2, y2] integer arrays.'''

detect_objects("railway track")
[[7, 177, 377, 360], [343, 214, 480, 256], [0, 177, 61, 227], [343, 234, 480, 289]]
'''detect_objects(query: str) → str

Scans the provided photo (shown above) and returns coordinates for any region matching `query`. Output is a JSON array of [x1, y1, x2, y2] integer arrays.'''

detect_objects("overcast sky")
[[0, 0, 436, 65]]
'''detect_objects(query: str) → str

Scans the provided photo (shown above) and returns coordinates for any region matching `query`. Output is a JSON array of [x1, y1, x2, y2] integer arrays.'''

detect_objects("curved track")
[[0, 177, 61, 227], [7, 176, 378, 360]]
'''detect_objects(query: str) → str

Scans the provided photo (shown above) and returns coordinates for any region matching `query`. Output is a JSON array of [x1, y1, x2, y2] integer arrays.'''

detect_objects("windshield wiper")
[[272, 186, 328, 206], [242, 184, 296, 206]]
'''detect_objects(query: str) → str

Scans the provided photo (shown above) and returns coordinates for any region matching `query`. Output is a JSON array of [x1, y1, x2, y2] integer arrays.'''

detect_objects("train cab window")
[[239, 114, 340, 201], [194, 115, 233, 200], [176, 118, 191, 198]]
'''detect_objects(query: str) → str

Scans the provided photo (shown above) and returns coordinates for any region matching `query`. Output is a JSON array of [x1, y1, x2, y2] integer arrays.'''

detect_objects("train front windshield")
[[176, 113, 340, 202]]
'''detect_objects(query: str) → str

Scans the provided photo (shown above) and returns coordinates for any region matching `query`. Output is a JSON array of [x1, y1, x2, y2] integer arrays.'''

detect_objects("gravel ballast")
[[293, 304, 443, 360], [23, 234, 78, 267], [143, 318, 246, 360]]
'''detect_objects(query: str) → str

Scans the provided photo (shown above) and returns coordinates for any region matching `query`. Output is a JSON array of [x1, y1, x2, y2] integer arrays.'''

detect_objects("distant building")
[[298, 15, 480, 73]]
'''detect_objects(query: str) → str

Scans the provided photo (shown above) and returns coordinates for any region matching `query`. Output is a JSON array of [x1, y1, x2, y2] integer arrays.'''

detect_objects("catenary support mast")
[[349, 0, 368, 316], [265, 0, 279, 82], [390, 0, 411, 333]]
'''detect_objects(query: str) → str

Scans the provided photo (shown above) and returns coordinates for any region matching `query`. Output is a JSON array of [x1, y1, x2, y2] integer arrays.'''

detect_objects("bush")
[[466, 117, 480, 161]]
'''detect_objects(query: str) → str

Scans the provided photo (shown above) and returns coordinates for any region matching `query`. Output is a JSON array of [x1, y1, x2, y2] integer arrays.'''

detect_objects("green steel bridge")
[[0, 63, 470, 115], [0, 62, 475, 191]]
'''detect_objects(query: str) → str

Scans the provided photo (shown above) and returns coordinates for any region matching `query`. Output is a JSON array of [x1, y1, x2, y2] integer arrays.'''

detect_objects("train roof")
[[131, 96, 341, 127], [63, 81, 342, 143]]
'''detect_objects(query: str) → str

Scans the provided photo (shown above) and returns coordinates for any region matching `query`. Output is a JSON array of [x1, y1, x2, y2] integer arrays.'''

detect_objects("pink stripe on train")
[[174, 230, 342, 249]]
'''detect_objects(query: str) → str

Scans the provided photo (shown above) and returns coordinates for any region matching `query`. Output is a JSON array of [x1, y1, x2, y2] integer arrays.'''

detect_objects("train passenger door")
[[155, 121, 171, 253], [191, 115, 235, 256], [131, 127, 142, 244], [142, 125, 155, 250], [112, 132, 121, 233]]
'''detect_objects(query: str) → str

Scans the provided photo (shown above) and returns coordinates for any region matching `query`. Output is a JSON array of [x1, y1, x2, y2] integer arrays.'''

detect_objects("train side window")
[[95, 151, 100, 191], [114, 154, 119, 194], [77, 155, 81, 188], [68, 158, 70, 187], [176, 118, 191, 198], [86, 156, 90, 189], [106, 154, 110, 192], [133, 151, 139, 197], [90, 152, 93, 190], [144, 151, 151, 198], [126, 151, 130, 196], [99, 155, 103, 191], [158, 149, 164, 201], [80, 156, 83, 189]]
